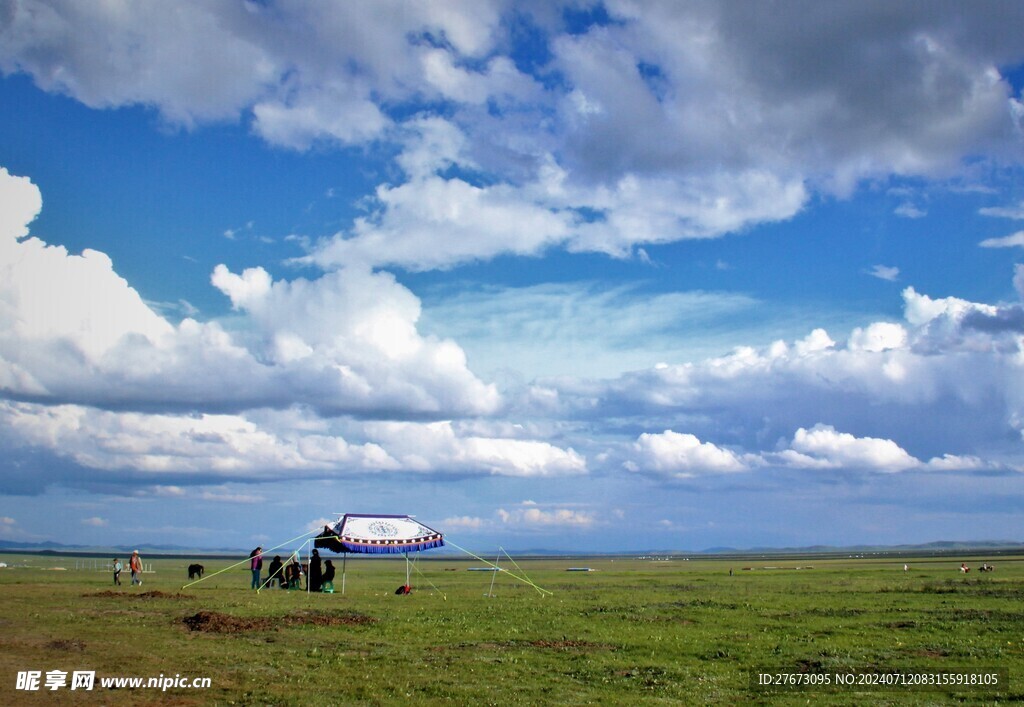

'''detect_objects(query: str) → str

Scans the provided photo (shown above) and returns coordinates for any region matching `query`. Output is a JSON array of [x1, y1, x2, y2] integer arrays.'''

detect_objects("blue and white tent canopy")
[[315, 514, 444, 555]]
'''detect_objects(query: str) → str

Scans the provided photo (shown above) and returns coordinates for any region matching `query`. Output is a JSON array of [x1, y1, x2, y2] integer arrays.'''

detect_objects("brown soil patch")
[[88, 590, 188, 600], [913, 648, 949, 658], [528, 639, 610, 651], [182, 610, 375, 634], [46, 639, 86, 652]]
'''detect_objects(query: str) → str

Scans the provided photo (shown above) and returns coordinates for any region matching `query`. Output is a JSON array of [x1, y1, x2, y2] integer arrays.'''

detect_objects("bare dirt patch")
[[88, 590, 189, 600], [46, 638, 86, 652], [182, 610, 375, 634], [528, 638, 606, 650]]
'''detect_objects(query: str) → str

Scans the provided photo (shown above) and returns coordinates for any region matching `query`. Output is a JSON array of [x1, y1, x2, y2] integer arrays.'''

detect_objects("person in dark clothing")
[[266, 555, 284, 588], [309, 549, 323, 592], [322, 560, 336, 590]]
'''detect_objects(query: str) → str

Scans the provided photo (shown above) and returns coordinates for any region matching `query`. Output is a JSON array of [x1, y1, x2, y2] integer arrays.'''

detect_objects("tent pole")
[[405, 552, 410, 589], [305, 539, 310, 595], [487, 549, 500, 597], [342, 552, 347, 595]]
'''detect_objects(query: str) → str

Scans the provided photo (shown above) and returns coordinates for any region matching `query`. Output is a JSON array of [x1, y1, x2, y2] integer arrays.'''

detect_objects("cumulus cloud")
[[625, 424, 999, 478], [5, 4, 1023, 270], [497, 506, 595, 528], [786, 424, 920, 472], [0, 1, 504, 144], [776, 425, 994, 473], [0, 168, 498, 419], [630, 430, 747, 477], [848, 322, 907, 352], [0, 400, 588, 487], [441, 515, 486, 530], [360, 421, 586, 477], [81, 517, 108, 527], [563, 270, 1024, 478]]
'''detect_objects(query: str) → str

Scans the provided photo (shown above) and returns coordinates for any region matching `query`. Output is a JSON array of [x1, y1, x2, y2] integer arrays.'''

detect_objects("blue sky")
[[2, 1, 1024, 552]]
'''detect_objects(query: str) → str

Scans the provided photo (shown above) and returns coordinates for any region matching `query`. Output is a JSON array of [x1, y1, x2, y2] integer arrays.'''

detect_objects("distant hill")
[[0, 540, 250, 557], [0, 538, 1021, 559]]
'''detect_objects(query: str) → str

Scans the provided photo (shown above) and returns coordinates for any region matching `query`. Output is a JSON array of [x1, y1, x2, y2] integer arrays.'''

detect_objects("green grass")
[[1, 553, 1022, 704]]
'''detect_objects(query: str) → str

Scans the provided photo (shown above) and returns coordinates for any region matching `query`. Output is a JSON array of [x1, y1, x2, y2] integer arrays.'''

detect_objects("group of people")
[[111, 550, 144, 586], [249, 547, 336, 591], [960, 562, 996, 573]]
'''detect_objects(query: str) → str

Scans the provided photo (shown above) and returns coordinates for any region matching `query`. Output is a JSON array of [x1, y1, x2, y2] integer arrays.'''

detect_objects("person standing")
[[249, 546, 263, 589], [112, 558, 122, 586], [129, 550, 143, 586], [266, 555, 284, 589], [309, 549, 322, 592]]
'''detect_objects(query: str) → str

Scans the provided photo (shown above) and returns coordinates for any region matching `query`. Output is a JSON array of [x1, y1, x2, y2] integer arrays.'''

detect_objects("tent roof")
[[314, 513, 444, 555]]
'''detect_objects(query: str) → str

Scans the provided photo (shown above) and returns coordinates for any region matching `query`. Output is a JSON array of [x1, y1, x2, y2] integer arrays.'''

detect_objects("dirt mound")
[[89, 590, 188, 600], [183, 610, 375, 634], [183, 611, 269, 633]]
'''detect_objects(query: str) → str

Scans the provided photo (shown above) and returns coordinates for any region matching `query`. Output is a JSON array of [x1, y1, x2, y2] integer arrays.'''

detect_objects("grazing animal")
[[188, 563, 205, 580]]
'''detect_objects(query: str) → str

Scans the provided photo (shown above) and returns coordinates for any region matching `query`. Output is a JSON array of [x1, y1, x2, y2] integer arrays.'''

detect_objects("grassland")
[[1, 552, 1022, 705]]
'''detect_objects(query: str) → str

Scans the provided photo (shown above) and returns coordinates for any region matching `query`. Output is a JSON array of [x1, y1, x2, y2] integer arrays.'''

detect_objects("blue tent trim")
[[337, 537, 445, 554]]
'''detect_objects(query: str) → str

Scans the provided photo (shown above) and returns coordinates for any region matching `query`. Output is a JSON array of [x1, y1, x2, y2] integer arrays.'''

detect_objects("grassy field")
[[1, 551, 1022, 705]]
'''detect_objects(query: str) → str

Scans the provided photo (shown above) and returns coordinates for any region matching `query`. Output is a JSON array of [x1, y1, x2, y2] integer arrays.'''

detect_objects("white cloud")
[[0, 400, 587, 483], [848, 322, 907, 353], [787, 424, 920, 472], [631, 430, 747, 477], [867, 264, 900, 281], [0, 168, 498, 419], [496, 506, 595, 528], [625, 423, 998, 477], [361, 421, 586, 478], [0, 1, 505, 146], [441, 515, 486, 530], [565, 271, 1024, 480], [301, 174, 578, 271], [198, 489, 266, 504], [895, 202, 926, 219], [0, 171, 174, 361], [979, 231, 1024, 248], [81, 517, 108, 527], [980, 201, 1024, 220], [5, 5, 1020, 270], [901, 286, 997, 327]]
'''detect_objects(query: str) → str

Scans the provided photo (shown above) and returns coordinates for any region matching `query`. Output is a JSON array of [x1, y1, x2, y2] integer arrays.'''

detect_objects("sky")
[[2, 1, 1024, 553]]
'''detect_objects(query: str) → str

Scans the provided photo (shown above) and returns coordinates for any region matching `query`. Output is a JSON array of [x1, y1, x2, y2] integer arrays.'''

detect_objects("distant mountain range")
[[1, 538, 1021, 558]]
